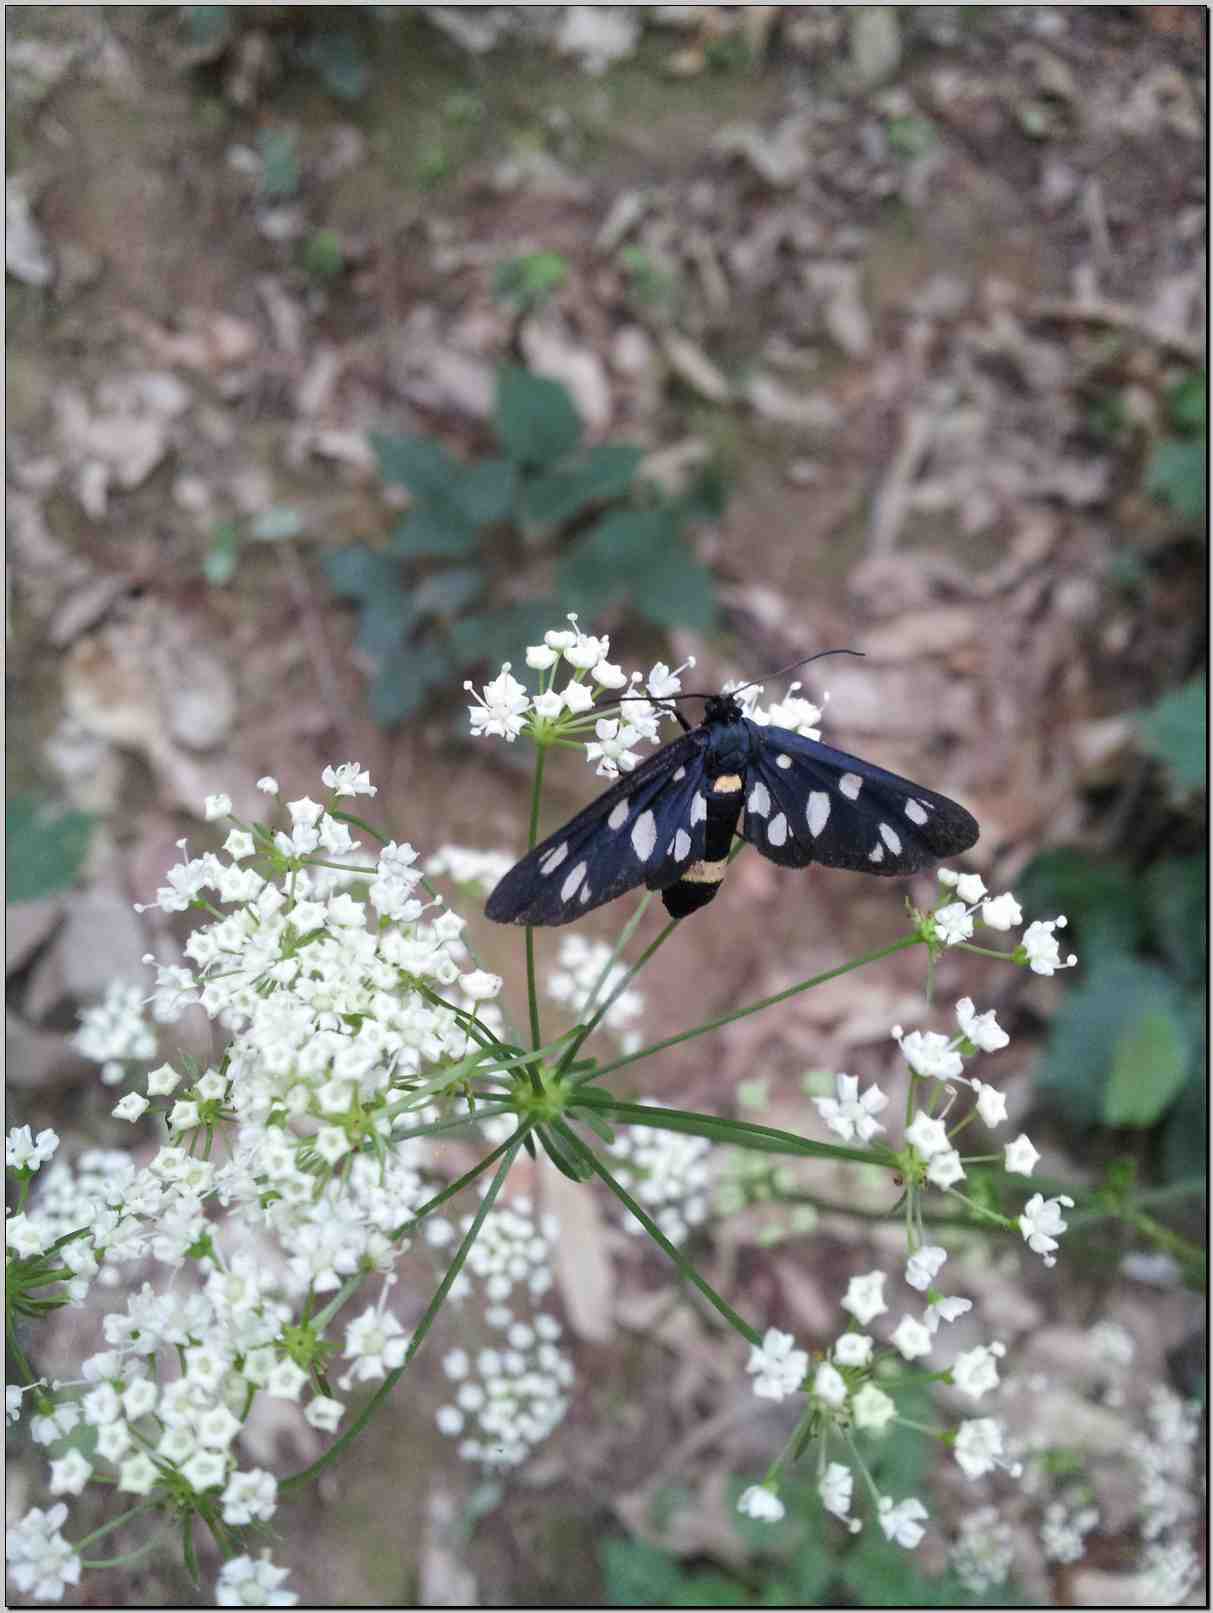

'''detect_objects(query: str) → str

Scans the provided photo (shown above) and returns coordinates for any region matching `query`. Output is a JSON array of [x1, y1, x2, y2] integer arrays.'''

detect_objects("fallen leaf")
[[542, 1159, 615, 1344]]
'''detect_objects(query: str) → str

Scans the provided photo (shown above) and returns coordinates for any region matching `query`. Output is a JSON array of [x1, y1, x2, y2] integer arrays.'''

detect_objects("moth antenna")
[[726, 648, 865, 697]]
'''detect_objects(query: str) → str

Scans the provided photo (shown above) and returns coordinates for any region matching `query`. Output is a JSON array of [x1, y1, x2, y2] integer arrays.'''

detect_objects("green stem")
[[580, 934, 923, 1088], [83, 1531, 170, 1571], [74, 1505, 153, 1553], [552, 1119, 760, 1347], [525, 748, 547, 1062], [574, 1094, 894, 1168], [556, 913, 679, 1078], [282, 1130, 527, 1493], [390, 1126, 526, 1241]]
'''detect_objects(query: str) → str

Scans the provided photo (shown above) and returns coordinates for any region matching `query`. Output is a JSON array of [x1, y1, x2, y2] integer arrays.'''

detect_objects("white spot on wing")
[[807, 792, 830, 837], [690, 793, 707, 825], [839, 773, 863, 800], [673, 766, 686, 782], [579, 882, 592, 903], [631, 810, 657, 861], [674, 828, 691, 861], [768, 812, 788, 847], [747, 781, 771, 818], [879, 823, 902, 855], [608, 800, 629, 831], [869, 844, 884, 863], [904, 799, 928, 826], [540, 843, 568, 877], [776, 753, 792, 770], [560, 861, 587, 901]]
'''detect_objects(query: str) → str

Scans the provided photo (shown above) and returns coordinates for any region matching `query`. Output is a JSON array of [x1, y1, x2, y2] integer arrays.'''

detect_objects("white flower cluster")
[[931, 870, 1077, 976], [435, 1197, 573, 1470], [950, 1505, 1016, 1595], [427, 844, 517, 893], [1132, 1386, 1204, 1602], [465, 614, 695, 776], [547, 934, 645, 1053], [608, 1100, 710, 1246], [737, 1256, 1017, 1545], [4, 765, 540, 1605], [71, 981, 156, 1085]]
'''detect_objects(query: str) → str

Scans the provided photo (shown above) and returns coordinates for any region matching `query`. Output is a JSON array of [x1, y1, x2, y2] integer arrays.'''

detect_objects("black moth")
[[485, 681, 980, 927]]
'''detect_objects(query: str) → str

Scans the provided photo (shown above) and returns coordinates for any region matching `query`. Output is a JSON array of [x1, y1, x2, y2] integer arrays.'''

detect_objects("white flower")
[[955, 998, 1009, 1053], [819, 1462, 854, 1521], [892, 1316, 934, 1361], [895, 1029, 964, 1082], [1021, 917, 1077, 975], [1004, 1134, 1040, 1176], [221, 1469, 278, 1525], [954, 1418, 1008, 1480], [927, 1148, 966, 1189], [972, 1082, 1008, 1128], [204, 793, 233, 821], [746, 1328, 807, 1401], [118, 1452, 160, 1495], [146, 1063, 181, 1096], [1018, 1192, 1073, 1266], [814, 1072, 889, 1143], [460, 970, 502, 1002], [5, 1503, 82, 1601], [6, 1127, 59, 1171], [6, 1214, 47, 1259], [981, 892, 1022, 930], [738, 1483, 785, 1523], [925, 1294, 972, 1333], [646, 660, 693, 701], [953, 873, 987, 903], [321, 762, 376, 798], [879, 1495, 929, 1549], [934, 901, 975, 945], [938, 868, 961, 887], [303, 1397, 343, 1433], [525, 643, 558, 670], [951, 1342, 1005, 1400], [841, 1271, 887, 1326], [256, 775, 279, 794], [216, 1552, 298, 1607], [465, 665, 532, 741], [833, 1332, 873, 1368], [593, 660, 629, 690], [342, 1305, 410, 1384], [852, 1383, 897, 1433], [905, 1112, 950, 1158], [905, 1246, 947, 1292], [563, 679, 596, 714], [181, 1449, 227, 1491], [564, 632, 607, 671], [813, 1361, 848, 1408], [48, 1451, 92, 1496], [530, 689, 566, 721]]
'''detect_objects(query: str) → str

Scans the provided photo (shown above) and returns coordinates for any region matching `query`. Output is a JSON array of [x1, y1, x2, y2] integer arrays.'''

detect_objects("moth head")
[[703, 693, 744, 725]]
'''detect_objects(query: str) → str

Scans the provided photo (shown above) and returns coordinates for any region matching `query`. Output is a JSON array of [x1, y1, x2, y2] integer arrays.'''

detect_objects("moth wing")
[[484, 733, 707, 926], [739, 724, 979, 876]]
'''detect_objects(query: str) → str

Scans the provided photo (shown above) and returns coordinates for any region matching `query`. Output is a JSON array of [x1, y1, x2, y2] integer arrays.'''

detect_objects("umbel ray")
[[485, 651, 980, 926]]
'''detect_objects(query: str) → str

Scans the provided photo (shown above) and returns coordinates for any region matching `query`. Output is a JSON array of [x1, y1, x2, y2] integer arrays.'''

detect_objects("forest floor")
[[6, 7, 1206, 1606]]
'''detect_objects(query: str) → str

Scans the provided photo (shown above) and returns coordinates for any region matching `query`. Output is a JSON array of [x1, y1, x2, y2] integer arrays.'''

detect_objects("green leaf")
[[448, 601, 561, 670], [354, 592, 414, 660], [495, 365, 582, 469], [1015, 849, 1143, 961], [560, 508, 716, 630], [1137, 676, 1206, 795], [6, 796, 95, 903], [451, 459, 517, 528], [1162, 1068, 1207, 1183], [1103, 999, 1190, 1128], [258, 127, 300, 201], [250, 506, 303, 542], [492, 251, 569, 312], [412, 567, 483, 618], [322, 547, 401, 600], [572, 1095, 885, 1167], [389, 506, 478, 559], [1167, 369, 1206, 435], [371, 433, 457, 499], [600, 1539, 683, 1607], [369, 638, 451, 727], [302, 26, 371, 101], [1039, 955, 1190, 1128], [1143, 855, 1207, 985], [1145, 437, 1205, 523], [521, 444, 644, 532], [204, 520, 241, 586], [671, 1573, 749, 1606]]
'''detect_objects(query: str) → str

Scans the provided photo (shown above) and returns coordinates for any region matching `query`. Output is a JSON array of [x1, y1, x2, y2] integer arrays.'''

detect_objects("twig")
[[1029, 298, 1203, 365]]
